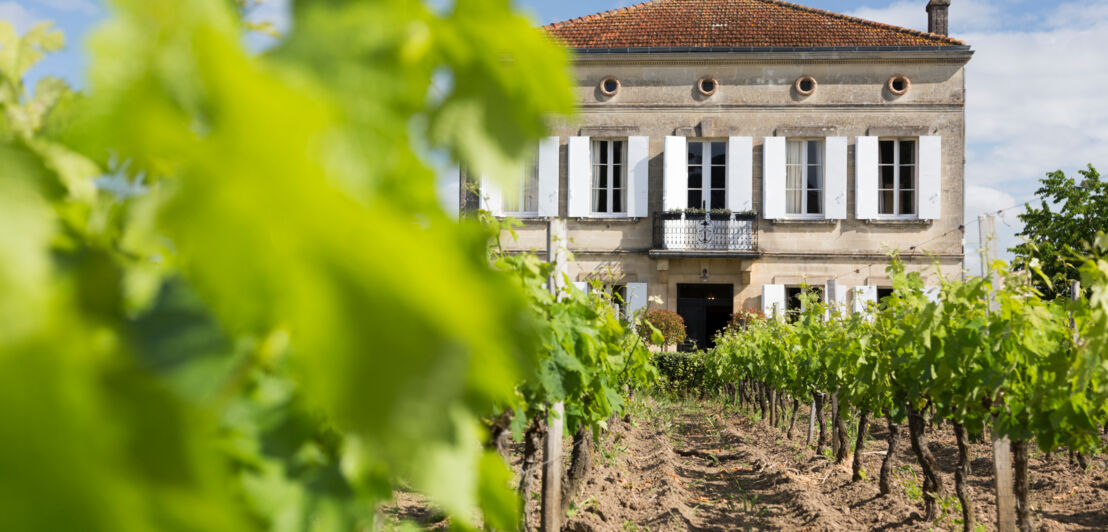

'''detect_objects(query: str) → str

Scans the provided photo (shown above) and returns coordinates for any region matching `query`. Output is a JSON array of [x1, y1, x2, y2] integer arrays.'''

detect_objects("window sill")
[[770, 217, 838, 225], [864, 218, 932, 225], [574, 216, 642, 223], [497, 215, 552, 223]]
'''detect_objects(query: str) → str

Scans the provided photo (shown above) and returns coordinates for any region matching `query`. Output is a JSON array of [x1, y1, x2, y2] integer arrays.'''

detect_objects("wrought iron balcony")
[[650, 211, 758, 257]]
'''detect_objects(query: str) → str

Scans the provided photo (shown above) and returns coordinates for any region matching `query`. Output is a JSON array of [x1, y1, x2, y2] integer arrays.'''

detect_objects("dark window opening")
[[785, 286, 824, 322], [601, 284, 628, 319], [877, 287, 894, 302], [687, 140, 727, 210]]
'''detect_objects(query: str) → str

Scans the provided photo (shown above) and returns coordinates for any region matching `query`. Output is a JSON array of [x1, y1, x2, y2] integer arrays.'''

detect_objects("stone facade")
[[483, 3, 972, 349]]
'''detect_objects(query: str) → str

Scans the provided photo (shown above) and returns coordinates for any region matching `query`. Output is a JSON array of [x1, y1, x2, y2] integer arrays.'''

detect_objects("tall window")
[[785, 285, 824, 322], [603, 284, 628, 319], [879, 139, 916, 216], [687, 140, 726, 210], [592, 140, 625, 214], [785, 139, 823, 215], [502, 160, 538, 214]]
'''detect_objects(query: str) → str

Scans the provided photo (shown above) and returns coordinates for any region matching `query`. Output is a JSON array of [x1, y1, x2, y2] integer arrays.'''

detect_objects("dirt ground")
[[383, 396, 1108, 531]]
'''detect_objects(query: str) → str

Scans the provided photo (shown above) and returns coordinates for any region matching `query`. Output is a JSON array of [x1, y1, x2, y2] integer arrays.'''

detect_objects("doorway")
[[676, 284, 734, 352]]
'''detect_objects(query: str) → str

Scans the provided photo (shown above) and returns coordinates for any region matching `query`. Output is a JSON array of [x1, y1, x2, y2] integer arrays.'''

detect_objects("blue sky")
[[5, 0, 1107, 271]]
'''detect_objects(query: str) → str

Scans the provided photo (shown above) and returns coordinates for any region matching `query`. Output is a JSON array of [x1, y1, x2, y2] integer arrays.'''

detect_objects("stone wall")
[[498, 50, 971, 313]]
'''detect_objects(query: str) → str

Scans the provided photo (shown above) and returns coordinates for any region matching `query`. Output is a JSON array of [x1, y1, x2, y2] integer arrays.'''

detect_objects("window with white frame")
[[878, 139, 916, 216], [502, 159, 539, 214], [591, 139, 626, 214], [687, 140, 726, 210], [785, 139, 823, 215]]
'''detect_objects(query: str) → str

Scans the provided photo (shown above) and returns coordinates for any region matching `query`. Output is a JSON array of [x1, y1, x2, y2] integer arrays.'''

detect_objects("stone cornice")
[[571, 48, 973, 66], [578, 103, 965, 112]]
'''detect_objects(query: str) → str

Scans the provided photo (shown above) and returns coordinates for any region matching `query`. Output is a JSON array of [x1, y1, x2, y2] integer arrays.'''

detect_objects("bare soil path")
[[564, 397, 1108, 531], [383, 396, 1108, 531]]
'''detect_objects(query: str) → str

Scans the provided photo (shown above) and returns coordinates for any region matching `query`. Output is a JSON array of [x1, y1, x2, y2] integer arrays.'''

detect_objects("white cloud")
[[0, 2, 39, 33], [962, 3, 1108, 193], [37, 0, 98, 15], [849, 0, 1009, 34], [850, 1, 925, 31]]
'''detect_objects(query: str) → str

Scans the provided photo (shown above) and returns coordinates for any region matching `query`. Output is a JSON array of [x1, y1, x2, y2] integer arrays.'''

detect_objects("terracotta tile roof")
[[544, 0, 965, 50]]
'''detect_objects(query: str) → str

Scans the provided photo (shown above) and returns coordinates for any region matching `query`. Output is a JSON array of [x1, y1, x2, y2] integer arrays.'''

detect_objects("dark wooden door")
[[677, 284, 734, 351]]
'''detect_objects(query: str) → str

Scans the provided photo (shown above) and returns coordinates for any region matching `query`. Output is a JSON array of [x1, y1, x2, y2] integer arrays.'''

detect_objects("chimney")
[[926, 0, 951, 36]]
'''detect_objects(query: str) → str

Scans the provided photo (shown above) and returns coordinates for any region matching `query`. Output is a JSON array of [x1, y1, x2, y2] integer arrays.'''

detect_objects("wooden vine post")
[[540, 218, 567, 531], [807, 398, 817, 445], [541, 402, 564, 532], [981, 214, 1016, 532]]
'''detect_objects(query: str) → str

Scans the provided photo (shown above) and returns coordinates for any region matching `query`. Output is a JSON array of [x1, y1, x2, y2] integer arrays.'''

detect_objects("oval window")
[[697, 76, 718, 96], [600, 77, 620, 96], [794, 75, 817, 96], [888, 75, 911, 96]]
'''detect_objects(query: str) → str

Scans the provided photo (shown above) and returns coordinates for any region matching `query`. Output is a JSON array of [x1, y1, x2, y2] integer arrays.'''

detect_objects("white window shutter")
[[923, 286, 940, 303], [918, 136, 942, 220], [626, 136, 650, 218], [762, 137, 786, 219], [825, 136, 848, 219], [855, 136, 879, 220], [824, 281, 849, 318], [727, 136, 753, 212], [480, 175, 503, 216], [567, 136, 591, 218], [852, 285, 877, 314], [625, 282, 647, 317], [762, 284, 786, 320], [663, 136, 687, 211], [537, 136, 560, 217], [572, 281, 590, 294]]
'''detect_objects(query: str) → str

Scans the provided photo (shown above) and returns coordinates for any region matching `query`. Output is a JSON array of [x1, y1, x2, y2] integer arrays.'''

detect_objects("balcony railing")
[[651, 211, 758, 254]]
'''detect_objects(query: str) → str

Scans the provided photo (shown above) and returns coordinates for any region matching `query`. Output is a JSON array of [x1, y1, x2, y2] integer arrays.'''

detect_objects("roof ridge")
[[750, 0, 964, 46], [543, 0, 970, 50], [543, 0, 672, 30]]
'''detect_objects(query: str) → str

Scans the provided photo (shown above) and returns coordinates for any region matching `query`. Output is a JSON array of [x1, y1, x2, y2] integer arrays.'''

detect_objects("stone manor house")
[[469, 0, 971, 350]]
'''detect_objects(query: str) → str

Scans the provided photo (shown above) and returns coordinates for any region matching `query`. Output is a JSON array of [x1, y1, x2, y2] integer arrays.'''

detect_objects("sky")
[[6, 0, 1107, 273]]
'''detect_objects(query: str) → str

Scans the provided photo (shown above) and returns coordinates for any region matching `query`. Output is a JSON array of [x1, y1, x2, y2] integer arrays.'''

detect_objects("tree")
[[1011, 165, 1107, 299]]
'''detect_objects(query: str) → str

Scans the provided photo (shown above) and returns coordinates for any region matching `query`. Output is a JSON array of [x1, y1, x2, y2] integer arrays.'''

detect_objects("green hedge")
[[653, 351, 725, 397]]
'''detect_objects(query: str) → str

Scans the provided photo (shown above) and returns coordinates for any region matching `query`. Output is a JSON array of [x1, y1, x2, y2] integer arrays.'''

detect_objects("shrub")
[[638, 308, 686, 347], [721, 308, 767, 337]]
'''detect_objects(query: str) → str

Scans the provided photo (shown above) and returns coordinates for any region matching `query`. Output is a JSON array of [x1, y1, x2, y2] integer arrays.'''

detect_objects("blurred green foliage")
[[0, 0, 578, 529]]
